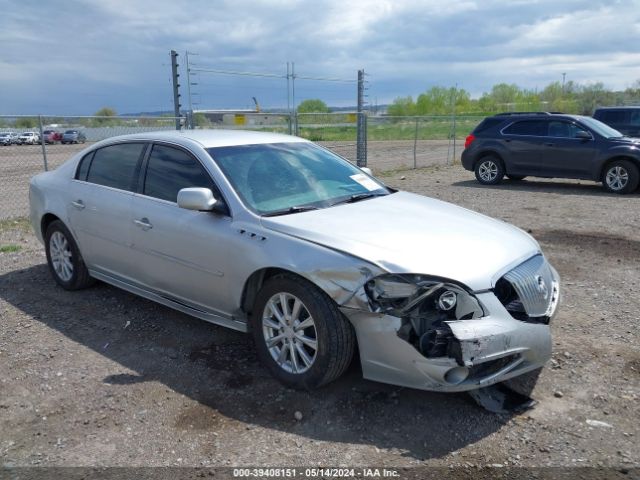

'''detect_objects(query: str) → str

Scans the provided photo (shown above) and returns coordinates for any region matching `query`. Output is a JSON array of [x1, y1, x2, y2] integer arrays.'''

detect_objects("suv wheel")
[[603, 160, 639, 194], [250, 274, 355, 390], [475, 156, 504, 185]]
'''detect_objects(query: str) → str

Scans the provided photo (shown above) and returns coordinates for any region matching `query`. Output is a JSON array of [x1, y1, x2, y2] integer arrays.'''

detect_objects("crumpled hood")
[[261, 191, 540, 290]]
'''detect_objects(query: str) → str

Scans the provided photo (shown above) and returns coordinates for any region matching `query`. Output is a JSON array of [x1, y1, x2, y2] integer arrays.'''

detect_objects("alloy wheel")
[[49, 231, 74, 282], [605, 166, 629, 191], [262, 292, 318, 374], [478, 160, 499, 182]]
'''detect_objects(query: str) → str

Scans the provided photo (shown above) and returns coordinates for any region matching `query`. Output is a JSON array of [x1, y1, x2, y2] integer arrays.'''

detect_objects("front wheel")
[[602, 160, 639, 194], [45, 220, 95, 290], [250, 274, 355, 390], [474, 156, 505, 185]]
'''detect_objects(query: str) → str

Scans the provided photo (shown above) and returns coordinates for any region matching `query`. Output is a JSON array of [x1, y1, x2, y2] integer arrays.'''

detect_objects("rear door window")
[[143, 144, 218, 203], [86, 143, 146, 191]]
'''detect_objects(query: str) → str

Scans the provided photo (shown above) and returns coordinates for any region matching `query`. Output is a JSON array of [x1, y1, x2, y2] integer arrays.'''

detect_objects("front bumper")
[[342, 290, 554, 393]]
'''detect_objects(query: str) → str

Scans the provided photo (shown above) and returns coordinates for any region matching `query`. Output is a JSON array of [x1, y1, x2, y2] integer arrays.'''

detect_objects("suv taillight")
[[464, 134, 475, 149]]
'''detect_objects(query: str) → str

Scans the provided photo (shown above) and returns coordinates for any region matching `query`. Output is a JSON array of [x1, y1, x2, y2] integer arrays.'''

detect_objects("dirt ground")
[[1, 165, 639, 475]]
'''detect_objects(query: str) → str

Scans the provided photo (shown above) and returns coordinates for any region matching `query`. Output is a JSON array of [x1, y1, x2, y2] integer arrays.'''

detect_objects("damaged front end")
[[366, 275, 483, 367], [337, 256, 559, 411]]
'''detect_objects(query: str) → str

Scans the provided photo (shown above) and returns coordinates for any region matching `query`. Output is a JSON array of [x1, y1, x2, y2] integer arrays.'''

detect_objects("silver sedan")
[[29, 130, 560, 408]]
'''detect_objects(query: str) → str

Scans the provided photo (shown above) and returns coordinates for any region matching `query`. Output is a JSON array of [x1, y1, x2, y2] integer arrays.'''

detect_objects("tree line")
[[386, 80, 640, 116]]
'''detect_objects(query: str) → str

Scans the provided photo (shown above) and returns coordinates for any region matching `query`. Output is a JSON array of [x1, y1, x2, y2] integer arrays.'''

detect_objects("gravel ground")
[[1, 165, 639, 474]]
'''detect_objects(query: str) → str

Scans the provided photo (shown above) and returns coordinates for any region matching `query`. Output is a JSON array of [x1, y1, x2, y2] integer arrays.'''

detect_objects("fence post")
[[38, 115, 49, 172], [452, 109, 457, 165], [356, 69, 367, 167], [413, 117, 419, 169]]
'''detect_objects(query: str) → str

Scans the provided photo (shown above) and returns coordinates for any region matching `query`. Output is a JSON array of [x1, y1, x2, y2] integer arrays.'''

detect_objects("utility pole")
[[562, 72, 566, 94], [170, 50, 182, 130]]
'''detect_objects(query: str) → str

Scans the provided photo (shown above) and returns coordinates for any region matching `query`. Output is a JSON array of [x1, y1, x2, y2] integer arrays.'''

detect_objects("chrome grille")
[[503, 255, 558, 318]]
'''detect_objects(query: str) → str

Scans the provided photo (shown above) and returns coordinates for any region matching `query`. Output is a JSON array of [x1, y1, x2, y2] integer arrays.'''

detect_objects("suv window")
[[143, 144, 217, 203], [86, 143, 146, 191], [599, 110, 628, 123], [502, 120, 547, 136], [548, 121, 581, 138], [473, 118, 503, 134]]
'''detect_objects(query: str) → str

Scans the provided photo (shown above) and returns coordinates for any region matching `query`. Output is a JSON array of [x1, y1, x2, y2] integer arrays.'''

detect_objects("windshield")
[[207, 142, 389, 215], [578, 116, 623, 138], [65, 130, 77, 134]]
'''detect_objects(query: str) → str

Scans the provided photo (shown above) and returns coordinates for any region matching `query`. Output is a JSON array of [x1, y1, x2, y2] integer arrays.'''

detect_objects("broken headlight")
[[365, 274, 484, 320], [365, 274, 485, 360]]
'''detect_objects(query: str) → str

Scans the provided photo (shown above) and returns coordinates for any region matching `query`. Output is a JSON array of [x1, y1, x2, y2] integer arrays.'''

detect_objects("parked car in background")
[[462, 112, 640, 194], [29, 130, 560, 410], [61, 130, 86, 144], [18, 132, 40, 145], [593, 106, 640, 138], [0, 132, 19, 146], [42, 130, 63, 144]]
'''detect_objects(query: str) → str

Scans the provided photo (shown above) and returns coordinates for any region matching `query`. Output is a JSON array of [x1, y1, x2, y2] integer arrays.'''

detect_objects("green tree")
[[297, 99, 329, 113], [387, 96, 416, 116], [192, 112, 212, 127], [15, 117, 38, 129], [92, 107, 118, 127]]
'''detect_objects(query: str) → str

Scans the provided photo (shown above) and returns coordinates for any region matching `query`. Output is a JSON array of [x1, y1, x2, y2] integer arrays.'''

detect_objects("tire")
[[44, 220, 94, 290], [602, 160, 639, 194], [474, 156, 505, 185], [507, 175, 526, 181], [250, 273, 355, 390]]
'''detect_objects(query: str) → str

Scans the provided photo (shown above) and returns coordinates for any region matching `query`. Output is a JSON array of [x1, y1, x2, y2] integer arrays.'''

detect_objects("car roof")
[[594, 106, 640, 110], [493, 112, 585, 122], [98, 129, 309, 149]]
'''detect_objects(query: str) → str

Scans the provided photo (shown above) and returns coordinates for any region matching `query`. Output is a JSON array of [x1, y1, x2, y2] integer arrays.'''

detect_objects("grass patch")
[[0, 244, 21, 253], [0, 217, 31, 233]]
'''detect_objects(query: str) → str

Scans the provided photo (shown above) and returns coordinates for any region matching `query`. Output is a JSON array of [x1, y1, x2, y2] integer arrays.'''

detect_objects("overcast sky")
[[2, 0, 639, 115]]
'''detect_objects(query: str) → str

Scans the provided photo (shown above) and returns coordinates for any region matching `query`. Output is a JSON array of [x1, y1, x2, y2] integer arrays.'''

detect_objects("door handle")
[[71, 200, 85, 210], [544, 142, 555, 146], [134, 218, 153, 230]]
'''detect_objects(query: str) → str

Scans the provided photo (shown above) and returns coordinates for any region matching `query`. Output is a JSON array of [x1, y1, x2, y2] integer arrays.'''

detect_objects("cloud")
[[1, 0, 639, 114]]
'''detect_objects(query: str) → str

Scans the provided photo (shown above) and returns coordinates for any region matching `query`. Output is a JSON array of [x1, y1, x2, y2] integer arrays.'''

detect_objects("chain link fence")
[[0, 115, 180, 220], [0, 113, 485, 220]]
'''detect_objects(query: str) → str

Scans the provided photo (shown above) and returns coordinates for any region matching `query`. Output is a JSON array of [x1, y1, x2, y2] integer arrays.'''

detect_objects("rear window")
[[472, 118, 503, 134], [86, 143, 146, 191], [597, 110, 629, 123]]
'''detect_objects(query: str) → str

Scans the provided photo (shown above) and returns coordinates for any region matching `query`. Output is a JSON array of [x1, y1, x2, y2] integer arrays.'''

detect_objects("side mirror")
[[177, 187, 218, 211], [575, 130, 592, 140], [361, 167, 373, 176]]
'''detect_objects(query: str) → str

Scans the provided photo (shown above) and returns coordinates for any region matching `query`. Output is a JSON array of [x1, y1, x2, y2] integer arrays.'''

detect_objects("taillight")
[[464, 134, 475, 149]]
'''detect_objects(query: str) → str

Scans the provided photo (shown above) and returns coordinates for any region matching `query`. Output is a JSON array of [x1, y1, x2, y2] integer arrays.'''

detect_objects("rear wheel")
[[45, 220, 94, 290], [474, 156, 505, 185], [602, 160, 639, 194], [250, 274, 355, 390]]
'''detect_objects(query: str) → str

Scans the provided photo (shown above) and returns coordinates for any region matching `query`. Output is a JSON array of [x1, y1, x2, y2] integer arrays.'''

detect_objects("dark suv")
[[461, 112, 640, 194], [593, 107, 640, 138]]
